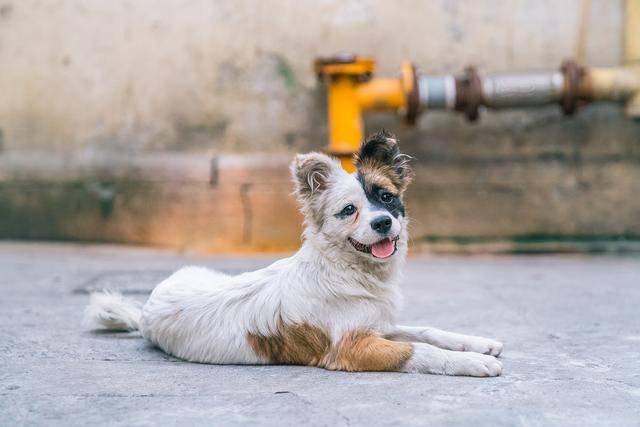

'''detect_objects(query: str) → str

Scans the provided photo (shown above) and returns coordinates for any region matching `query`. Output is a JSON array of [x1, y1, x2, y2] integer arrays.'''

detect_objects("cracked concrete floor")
[[1, 242, 639, 426]]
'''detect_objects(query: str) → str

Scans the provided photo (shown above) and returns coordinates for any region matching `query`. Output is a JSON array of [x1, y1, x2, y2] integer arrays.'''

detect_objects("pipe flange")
[[560, 59, 586, 115], [314, 52, 358, 66], [455, 66, 482, 121], [313, 53, 375, 82], [402, 62, 421, 125]]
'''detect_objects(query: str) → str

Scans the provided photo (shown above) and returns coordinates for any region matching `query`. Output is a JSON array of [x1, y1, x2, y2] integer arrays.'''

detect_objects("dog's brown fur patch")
[[354, 131, 413, 194], [247, 323, 331, 366], [248, 325, 413, 372], [321, 330, 413, 372], [357, 161, 401, 195]]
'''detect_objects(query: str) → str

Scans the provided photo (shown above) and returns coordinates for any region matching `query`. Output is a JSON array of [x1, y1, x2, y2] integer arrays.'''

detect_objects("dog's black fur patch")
[[355, 130, 410, 218], [355, 130, 412, 192], [356, 173, 405, 218]]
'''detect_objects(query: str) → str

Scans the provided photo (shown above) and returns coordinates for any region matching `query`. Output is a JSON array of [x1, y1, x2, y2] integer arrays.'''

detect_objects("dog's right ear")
[[290, 152, 340, 203], [355, 130, 413, 193]]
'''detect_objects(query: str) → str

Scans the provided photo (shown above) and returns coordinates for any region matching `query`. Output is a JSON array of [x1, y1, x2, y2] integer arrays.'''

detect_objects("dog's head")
[[291, 130, 412, 264]]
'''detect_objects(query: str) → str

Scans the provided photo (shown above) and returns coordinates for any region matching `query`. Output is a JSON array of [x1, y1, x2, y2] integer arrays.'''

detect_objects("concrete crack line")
[[284, 391, 351, 426]]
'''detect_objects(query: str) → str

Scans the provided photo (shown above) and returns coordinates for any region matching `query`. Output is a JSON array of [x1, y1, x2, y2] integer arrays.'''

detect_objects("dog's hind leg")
[[384, 325, 503, 357]]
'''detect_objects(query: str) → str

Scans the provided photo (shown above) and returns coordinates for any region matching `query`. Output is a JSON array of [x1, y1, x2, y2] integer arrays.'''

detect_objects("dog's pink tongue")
[[371, 238, 394, 259]]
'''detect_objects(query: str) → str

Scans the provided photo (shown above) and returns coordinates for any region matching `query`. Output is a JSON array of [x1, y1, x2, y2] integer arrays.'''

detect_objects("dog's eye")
[[380, 192, 395, 203], [339, 204, 357, 217]]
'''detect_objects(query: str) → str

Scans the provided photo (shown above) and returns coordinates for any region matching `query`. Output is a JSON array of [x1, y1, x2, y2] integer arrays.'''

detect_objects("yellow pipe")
[[626, 0, 640, 65], [625, 0, 640, 117], [327, 77, 405, 172], [327, 75, 364, 172], [356, 79, 406, 111], [320, 57, 410, 172], [586, 67, 640, 101], [327, 77, 406, 171]]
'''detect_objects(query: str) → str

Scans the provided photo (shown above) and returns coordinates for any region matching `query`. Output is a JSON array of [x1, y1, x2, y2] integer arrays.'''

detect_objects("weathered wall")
[[0, 0, 638, 252]]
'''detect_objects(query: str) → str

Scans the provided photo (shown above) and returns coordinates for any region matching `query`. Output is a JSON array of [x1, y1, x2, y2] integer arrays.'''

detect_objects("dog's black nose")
[[371, 215, 392, 235]]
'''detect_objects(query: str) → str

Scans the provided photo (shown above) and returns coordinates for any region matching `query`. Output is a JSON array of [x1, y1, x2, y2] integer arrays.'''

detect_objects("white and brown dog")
[[84, 131, 503, 377]]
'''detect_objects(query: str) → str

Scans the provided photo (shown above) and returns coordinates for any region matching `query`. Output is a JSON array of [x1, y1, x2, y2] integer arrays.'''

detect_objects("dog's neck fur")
[[297, 227, 408, 293]]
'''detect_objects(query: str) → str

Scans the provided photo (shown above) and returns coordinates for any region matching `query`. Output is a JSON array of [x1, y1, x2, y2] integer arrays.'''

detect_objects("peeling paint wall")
[[0, 0, 638, 251]]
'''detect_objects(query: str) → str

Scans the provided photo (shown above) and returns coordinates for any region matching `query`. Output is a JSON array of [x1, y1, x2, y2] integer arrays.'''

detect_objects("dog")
[[83, 131, 503, 376]]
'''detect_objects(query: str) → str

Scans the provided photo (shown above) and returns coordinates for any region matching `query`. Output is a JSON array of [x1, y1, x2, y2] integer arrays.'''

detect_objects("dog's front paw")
[[465, 337, 503, 357], [447, 352, 502, 377]]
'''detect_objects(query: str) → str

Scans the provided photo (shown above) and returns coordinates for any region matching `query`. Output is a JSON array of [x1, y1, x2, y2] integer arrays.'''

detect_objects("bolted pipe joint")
[[416, 59, 640, 121]]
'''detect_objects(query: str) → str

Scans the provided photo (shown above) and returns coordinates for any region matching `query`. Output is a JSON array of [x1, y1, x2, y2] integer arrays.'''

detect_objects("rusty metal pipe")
[[415, 63, 640, 120], [315, 56, 640, 170], [480, 72, 565, 108], [419, 70, 565, 115], [417, 69, 569, 119]]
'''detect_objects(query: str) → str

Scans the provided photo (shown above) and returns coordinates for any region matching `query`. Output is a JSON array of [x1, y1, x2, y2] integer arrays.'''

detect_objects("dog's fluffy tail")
[[83, 291, 142, 332]]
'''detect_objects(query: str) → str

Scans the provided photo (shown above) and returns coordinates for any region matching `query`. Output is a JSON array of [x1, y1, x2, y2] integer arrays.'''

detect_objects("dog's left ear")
[[290, 152, 342, 204], [355, 130, 413, 192]]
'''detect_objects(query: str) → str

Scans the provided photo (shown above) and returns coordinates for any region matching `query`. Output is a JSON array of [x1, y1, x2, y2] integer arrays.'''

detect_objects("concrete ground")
[[1, 242, 639, 426]]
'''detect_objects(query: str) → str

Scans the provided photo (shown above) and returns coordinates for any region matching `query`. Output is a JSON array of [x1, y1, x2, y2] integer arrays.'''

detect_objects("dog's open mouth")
[[348, 236, 399, 259]]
